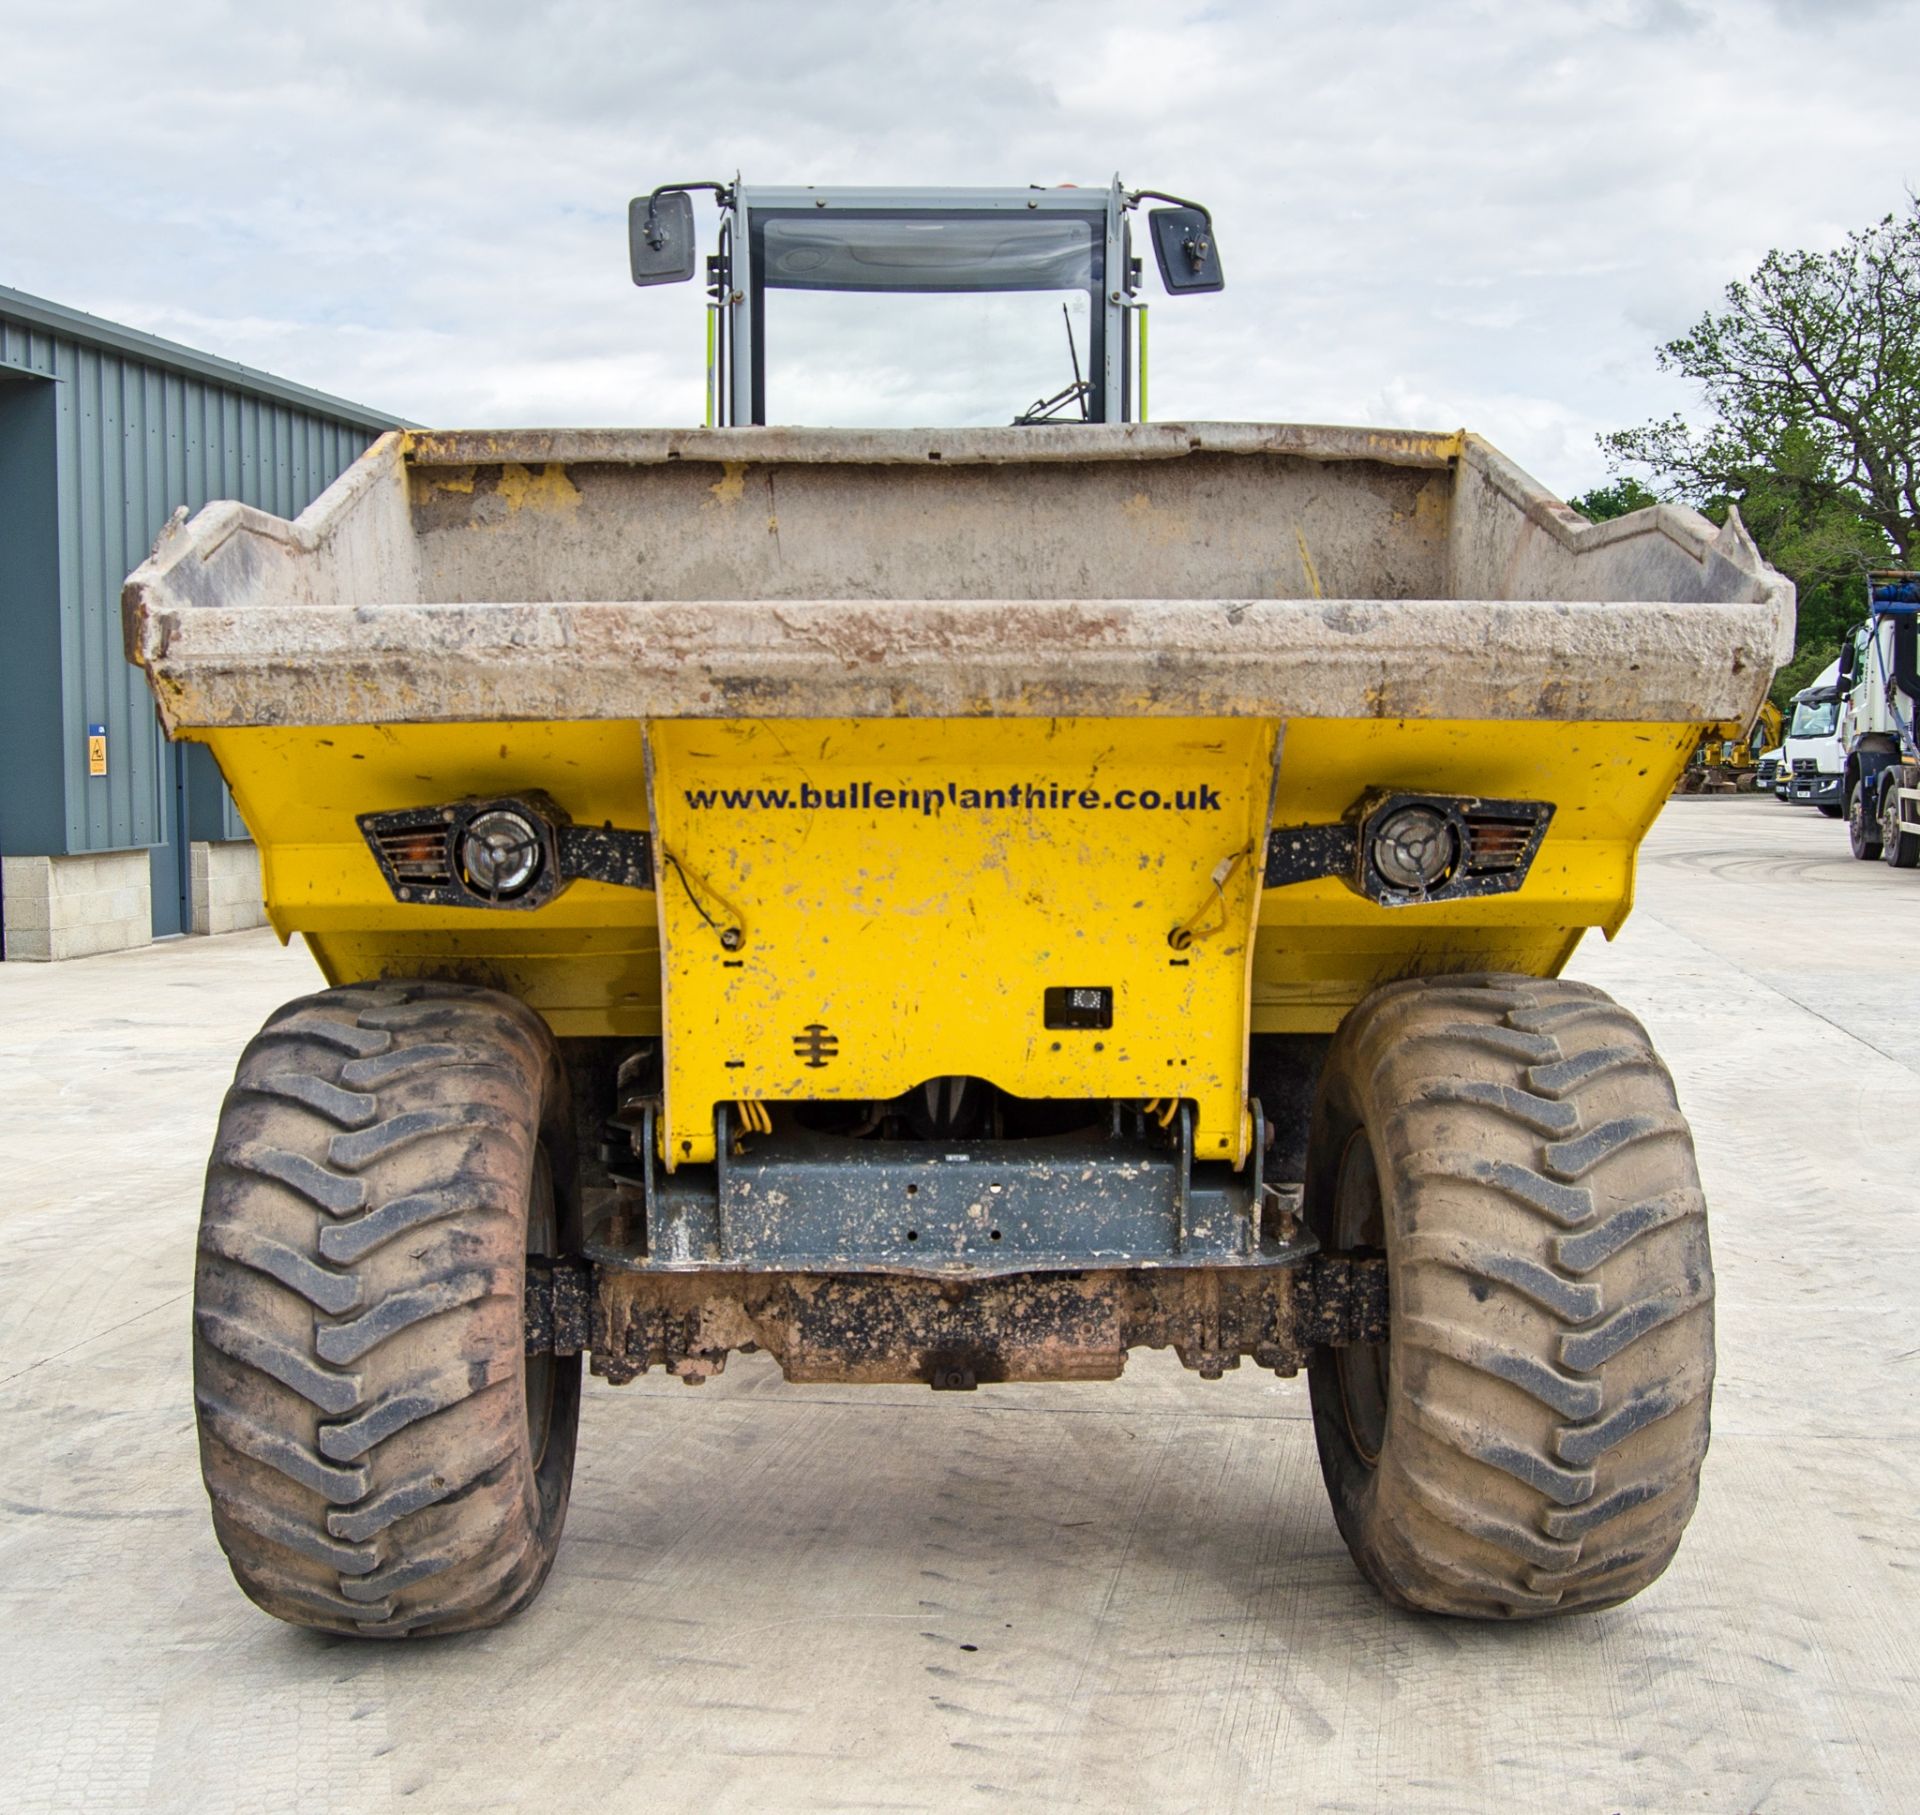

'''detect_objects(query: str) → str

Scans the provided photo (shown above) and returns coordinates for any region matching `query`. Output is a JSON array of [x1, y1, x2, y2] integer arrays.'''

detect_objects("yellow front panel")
[[647, 718, 1277, 1167], [1250, 717, 1698, 1027], [198, 713, 1695, 1071], [199, 721, 660, 1033]]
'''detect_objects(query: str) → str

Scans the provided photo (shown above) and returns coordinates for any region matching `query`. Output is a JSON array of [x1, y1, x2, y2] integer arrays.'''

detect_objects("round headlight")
[[1370, 804, 1457, 893], [461, 809, 543, 900]]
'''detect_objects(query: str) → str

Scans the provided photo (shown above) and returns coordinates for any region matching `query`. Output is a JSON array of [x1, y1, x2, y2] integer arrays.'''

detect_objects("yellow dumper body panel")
[[1249, 715, 1698, 1028], [197, 708, 1695, 1157], [204, 720, 662, 1031]]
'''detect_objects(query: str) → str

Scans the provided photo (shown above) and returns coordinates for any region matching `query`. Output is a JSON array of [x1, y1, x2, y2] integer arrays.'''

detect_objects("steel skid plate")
[[589, 1104, 1309, 1277]]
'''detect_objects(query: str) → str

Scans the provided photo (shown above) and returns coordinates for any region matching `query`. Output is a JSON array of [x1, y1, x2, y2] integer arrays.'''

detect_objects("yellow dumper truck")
[[125, 179, 1790, 1637]]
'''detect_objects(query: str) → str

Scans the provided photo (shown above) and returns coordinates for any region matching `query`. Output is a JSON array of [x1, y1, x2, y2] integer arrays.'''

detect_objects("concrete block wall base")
[[190, 840, 267, 936], [1, 849, 152, 962]]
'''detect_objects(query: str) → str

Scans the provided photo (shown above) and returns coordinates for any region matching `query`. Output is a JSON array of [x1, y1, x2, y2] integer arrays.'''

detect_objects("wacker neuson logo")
[[683, 780, 1226, 816]]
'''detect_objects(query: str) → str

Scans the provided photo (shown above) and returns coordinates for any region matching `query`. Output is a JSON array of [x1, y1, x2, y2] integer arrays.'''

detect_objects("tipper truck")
[[124, 178, 1792, 1638], [1838, 572, 1920, 864]]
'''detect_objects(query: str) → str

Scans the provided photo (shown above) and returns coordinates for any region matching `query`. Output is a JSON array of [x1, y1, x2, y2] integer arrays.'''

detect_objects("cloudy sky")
[[4, 0, 1915, 494]]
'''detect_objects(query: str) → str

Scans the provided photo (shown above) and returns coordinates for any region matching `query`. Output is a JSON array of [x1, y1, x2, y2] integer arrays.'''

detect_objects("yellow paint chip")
[[706, 461, 750, 508], [1295, 528, 1324, 599], [496, 463, 582, 516], [1121, 490, 1190, 547]]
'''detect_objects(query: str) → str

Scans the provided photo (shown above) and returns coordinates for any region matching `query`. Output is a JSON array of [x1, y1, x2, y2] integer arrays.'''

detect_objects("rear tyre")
[[1848, 778, 1883, 860], [193, 980, 580, 1636], [1879, 769, 1920, 868], [1305, 974, 1713, 1618]]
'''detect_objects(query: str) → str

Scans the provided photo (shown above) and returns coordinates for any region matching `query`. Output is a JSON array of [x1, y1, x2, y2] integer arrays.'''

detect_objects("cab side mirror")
[[1835, 640, 1859, 691], [629, 191, 698, 286], [1148, 206, 1224, 294]]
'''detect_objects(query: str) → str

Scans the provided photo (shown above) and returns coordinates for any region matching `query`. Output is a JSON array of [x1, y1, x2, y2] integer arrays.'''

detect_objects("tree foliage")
[[1768, 640, 1838, 711], [1598, 203, 1919, 704], [1567, 476, 1659, 522]]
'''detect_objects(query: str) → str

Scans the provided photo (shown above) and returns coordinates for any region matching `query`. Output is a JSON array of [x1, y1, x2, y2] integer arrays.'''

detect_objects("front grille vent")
[[1792, 758, 1819, 776], [372, 824, 454, 888], [1462, 813, 1538, 875]]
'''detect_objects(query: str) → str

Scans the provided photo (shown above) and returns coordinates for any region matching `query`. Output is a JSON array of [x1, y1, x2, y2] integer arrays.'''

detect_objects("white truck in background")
[[1783, 659, 1844, 816]]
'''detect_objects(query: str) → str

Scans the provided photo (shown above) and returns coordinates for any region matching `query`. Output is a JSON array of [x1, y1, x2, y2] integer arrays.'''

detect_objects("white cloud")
[[2, 0, 1915, 494]]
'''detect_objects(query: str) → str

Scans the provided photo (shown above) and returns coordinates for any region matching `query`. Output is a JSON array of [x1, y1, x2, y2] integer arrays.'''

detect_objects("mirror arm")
[[1125, 188, 1213, 229], [642, 179, 733, 249]]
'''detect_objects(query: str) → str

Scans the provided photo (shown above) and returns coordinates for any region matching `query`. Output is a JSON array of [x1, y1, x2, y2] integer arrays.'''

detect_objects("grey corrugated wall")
[[0, 287, 399, 857]]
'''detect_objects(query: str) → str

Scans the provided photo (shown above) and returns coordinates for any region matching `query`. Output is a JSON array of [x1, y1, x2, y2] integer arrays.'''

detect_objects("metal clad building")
[[0, 285, 400, 956]]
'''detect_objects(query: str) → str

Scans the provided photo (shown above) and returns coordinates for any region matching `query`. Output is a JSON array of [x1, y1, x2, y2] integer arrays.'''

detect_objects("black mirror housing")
[[1148, 206, 1223, 294], [629, 191, 698, 286]]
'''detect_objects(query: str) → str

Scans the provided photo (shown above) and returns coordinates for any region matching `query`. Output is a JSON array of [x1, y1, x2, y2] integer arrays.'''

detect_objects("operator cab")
[[628, 177, 1223, 427]]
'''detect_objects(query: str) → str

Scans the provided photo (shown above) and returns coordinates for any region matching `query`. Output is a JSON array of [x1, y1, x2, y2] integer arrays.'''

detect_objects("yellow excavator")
[[1679, 699, 1783, 790]]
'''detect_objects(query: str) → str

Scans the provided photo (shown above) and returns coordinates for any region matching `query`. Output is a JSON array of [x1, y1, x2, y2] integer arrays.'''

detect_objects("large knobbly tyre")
[[1305, 974, 1713, 1618], [194, 981, 580, 1637]]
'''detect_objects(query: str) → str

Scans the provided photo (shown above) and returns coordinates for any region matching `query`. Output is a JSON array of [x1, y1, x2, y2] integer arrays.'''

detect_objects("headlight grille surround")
[[358, 795, 654, 911], [1460, 811, 1539, 876], [369, 822, 454, 890], [1264, 792, 1554, 907]]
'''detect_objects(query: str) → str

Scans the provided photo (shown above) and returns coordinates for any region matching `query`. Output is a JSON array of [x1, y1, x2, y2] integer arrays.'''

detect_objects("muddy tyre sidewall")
[[1304, 1057, 1407, 1600], [1303, 974, 1714, 1620], [193, 981, 581, 1638]]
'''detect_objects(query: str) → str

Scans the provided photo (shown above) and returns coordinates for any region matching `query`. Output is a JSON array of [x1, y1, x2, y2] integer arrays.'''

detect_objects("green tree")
[[1596, 203, 1919, 705], [1567, 476, 1659, 521]]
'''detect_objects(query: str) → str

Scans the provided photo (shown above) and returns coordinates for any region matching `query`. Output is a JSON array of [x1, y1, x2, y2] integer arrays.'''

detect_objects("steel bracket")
[[594, 1100, 1296, 1277]]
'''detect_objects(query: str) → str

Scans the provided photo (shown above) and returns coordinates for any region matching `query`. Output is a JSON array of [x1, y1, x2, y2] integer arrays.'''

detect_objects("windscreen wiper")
[[1012, 304, 1094, 425]]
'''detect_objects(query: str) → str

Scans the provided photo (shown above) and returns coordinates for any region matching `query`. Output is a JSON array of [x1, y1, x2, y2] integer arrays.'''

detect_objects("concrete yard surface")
[[1, 796, 1915, 1812]]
